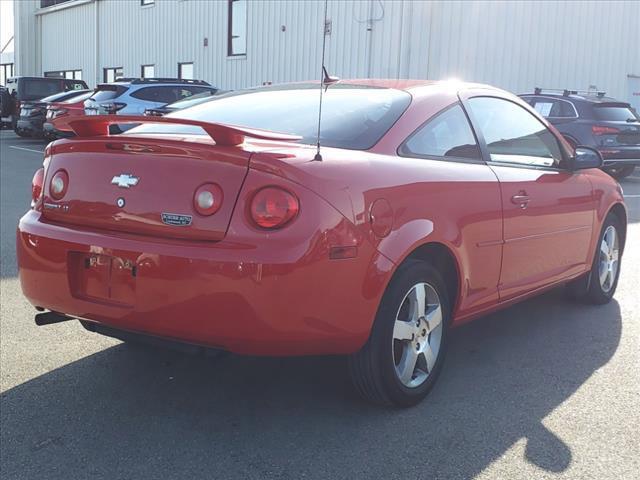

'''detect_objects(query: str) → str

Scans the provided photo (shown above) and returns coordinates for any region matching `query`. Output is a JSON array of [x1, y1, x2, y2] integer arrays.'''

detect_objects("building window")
[[178, 62, 194, 80], [227, 0, 247, 56], [44, 69, 82, 80], [40, 0, 74, 7], [141, 0, 155, 6], [103, 67, 124, 83], [0, 63, 13, 86], [141, 65, 155, 79]]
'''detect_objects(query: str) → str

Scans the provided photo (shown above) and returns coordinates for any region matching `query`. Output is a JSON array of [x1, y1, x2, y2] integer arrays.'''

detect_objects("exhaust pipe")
[[35, 311, 75, 326]]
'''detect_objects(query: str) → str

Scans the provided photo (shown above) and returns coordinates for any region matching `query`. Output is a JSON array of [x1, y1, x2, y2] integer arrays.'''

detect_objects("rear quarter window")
[[130, 86, 178, 104]]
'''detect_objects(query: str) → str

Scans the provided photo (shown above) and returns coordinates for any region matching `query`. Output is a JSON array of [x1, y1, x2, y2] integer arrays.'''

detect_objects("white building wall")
[[39, 0, 95, 80], [14, 0, 640, 101]]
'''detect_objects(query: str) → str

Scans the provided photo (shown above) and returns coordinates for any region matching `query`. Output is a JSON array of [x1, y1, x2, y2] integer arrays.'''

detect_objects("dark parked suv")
[[0, 76, 88, 135], [520, 88, 640, 179]]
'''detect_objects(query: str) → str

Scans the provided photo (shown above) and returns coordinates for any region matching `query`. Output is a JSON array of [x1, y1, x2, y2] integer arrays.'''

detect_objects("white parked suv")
[[84, 78, 217, 116]]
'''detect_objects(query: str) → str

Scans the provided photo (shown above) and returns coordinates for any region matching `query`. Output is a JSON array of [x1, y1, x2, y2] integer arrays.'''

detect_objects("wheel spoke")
[[397, 346, 419, 385], [600, 238, 610, 257], [425, 304, 442, 332], [393, 319, 415, 341], [599, 262, 609, 286], [605, 227, 615, 249], [421, 344, 437, 373], [410, 283, 427, 321], [611, 248, 619, 263]]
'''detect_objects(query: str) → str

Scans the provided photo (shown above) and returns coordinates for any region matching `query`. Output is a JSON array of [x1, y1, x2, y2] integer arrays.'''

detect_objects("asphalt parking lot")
[[1, 129, 638, 480]]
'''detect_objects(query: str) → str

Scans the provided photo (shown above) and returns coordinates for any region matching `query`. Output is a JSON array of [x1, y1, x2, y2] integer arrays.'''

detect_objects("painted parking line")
[[9, 146, 45, 154], [624, 194, 640, 198]]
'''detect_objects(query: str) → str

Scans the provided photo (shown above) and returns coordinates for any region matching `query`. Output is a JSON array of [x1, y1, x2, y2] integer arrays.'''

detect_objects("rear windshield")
[[90, 85, 127, 102], [20, 79, 64, 100], [127, 84, 412, 150], [593, 104, 640, 122], [60, 91, 93, 104]]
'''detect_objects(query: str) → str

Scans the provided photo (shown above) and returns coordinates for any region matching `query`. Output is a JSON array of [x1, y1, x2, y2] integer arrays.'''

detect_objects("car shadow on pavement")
[[0, 289, 622, 480]]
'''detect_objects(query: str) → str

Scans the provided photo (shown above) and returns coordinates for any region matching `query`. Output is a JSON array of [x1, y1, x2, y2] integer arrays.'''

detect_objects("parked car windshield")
[[127, 84, 412, 149], [593, 104, 640, 122]]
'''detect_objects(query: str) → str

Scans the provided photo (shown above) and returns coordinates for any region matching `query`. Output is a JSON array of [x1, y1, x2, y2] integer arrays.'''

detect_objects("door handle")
[[511, 194, 531, 208]]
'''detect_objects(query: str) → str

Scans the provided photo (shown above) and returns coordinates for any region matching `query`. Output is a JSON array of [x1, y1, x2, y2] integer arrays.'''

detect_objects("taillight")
[[31, 168, 44, 208], [48, 108, 68, 119], [49, 170, 69, 200], [249, 187, 299, 229], [193, 183, 223, 216], [592, 125, 620, 135], [105, 102, 127, 114]]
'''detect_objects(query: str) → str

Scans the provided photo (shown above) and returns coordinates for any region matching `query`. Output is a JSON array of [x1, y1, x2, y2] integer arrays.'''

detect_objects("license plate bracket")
[[68, 252, 136, 306]]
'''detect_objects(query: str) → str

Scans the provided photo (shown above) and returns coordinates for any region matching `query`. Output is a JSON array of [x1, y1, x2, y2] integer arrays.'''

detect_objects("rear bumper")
[[17, 210, 392, 356], [17, 119, 44, 135], [599, 146, 640, 166]]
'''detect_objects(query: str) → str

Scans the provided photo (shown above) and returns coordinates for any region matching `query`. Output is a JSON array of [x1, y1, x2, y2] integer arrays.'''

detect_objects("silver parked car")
[[84, 78, 217, 116]]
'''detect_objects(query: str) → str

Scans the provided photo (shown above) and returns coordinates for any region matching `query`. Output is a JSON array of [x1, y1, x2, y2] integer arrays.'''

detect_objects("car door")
[[463, 93, 595, 300], [397, 102, 504, 317]]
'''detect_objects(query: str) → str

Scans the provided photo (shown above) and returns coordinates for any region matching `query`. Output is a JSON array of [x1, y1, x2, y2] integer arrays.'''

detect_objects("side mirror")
[[570, 146, 603, 171]]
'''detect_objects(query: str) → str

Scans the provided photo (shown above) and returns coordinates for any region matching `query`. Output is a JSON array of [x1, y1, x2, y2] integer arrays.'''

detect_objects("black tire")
[[566, 213, 623, 304], [605, 165, 635, 180], [348, 260, 450, 407], [14, 127, 30, 138]]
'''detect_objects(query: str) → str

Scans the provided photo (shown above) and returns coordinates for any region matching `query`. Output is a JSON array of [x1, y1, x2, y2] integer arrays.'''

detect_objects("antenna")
[[313, 0, 339, 162]]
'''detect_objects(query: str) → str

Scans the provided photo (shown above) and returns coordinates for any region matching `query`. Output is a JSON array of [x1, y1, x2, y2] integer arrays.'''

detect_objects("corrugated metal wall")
[[40, 0, 95, 77], [21, 0, 640, 100]]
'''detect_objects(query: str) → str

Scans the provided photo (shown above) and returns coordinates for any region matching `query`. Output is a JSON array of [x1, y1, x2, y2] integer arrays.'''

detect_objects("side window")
[[529, 98, 576, 118], [176, 86, 214, 99], [131, 86, 177, 104], [399, 104, 481, 160], [468, 97, 565, 168]]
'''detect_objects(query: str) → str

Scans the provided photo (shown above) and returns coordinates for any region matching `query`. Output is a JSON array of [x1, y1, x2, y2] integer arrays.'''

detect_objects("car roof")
[[520, 92, 625, 104], [284, 78, 501, 94]]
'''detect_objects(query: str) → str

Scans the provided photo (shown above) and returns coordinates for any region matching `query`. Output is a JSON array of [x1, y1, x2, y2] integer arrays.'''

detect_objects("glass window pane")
[[179, 63, 194, 80], [142, 65, 155, 79], [469, 97, 564, 168], [400, 104, 480, 160], [594, 105, 639, 121], [128, 84, 412, 150], [229, 0, 247, 55]]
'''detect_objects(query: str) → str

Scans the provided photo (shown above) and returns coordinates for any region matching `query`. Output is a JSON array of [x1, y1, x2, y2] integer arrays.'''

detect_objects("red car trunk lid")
[[42, 138, 250, 241]]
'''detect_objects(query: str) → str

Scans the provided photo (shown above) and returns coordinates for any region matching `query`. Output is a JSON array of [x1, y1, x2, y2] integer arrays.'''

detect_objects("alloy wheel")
[[598, 225, 619, 293], [392, 282, 443, 388]]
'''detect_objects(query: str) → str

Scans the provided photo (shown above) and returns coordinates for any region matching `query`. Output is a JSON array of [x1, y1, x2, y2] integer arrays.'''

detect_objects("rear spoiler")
[[51, 115, 301, 146]]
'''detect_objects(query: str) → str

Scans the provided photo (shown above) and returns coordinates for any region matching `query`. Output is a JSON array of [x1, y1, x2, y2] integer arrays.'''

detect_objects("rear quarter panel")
[[250, 86, 504, 322]]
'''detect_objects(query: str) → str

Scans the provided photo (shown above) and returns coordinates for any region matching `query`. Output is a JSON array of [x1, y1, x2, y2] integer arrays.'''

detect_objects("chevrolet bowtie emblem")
[[111, 174, 139, 188]]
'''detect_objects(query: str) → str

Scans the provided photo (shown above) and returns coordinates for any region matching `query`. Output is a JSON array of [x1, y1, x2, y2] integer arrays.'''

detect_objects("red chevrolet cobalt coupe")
[[18, 81, 627, 406]]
